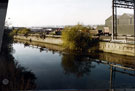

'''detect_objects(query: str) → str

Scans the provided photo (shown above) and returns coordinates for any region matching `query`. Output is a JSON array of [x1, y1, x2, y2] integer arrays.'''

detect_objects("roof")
[[106, 13, 133, 21], [106, 15, 121, 21], [124, 13, 133, 17]]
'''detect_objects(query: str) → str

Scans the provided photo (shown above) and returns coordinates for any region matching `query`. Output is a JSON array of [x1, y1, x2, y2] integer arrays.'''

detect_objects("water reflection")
[[62, 54, 95, 77], [0, 54, 36, 90], [13, 39, 135, 89], [110, 66, 135, 89], [0, 31, 37, 90], [99, 53, 135, 69]]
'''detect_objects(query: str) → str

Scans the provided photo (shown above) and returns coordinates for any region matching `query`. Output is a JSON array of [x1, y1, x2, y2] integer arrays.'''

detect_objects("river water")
[[11, 41, 135, 90]]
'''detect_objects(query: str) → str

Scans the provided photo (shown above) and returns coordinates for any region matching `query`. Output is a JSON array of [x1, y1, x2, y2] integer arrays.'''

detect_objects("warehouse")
[[105, 13, 134, 36]]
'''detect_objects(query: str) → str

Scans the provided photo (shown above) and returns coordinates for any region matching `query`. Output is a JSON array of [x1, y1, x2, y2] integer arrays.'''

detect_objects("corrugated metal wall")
[[105, 13, 134, 35]]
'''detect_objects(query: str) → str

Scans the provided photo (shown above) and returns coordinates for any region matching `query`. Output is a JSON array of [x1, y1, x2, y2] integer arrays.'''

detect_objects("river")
[[9, 40, 135, 90]]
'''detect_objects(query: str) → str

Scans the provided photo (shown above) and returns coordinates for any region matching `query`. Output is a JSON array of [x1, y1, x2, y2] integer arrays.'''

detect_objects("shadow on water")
[[0, 30, 36, 90]]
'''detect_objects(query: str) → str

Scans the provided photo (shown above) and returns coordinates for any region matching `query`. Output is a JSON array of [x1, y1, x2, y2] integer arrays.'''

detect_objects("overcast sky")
[[6, 0, 133, 27]]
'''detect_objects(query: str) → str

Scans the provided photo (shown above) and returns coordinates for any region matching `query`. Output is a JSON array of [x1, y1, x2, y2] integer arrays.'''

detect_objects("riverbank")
[[14, 38, 64, 52], [99, 41, 135, 56], [14, 35, 63, 46], [14, 39, 135, 69], [14, 35, 135, 56], [12, 41, 135, 89]]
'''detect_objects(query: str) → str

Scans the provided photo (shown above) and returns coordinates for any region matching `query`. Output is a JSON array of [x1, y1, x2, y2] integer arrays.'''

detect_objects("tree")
[[62, 24, 94, 51], [10, 29, 18, 36], [10, 28, 31, 36], [20, 28, 31, 36]]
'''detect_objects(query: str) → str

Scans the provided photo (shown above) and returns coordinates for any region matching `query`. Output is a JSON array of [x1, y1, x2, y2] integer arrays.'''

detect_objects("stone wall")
[[99, 42, 135, 56]]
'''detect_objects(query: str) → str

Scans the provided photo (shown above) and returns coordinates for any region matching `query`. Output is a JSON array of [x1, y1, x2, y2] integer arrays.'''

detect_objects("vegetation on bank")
[[10, 28, 31, 36], [10, 24, 99, 52], [62, 24, 98, 52]]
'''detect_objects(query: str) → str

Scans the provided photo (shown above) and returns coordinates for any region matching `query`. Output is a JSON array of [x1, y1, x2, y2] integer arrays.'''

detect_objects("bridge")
[[0, 0, 135, 51]]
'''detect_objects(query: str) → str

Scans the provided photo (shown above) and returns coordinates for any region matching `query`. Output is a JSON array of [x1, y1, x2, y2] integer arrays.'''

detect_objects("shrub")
[[62, 24, 95, 51], [10, 28, 31, 36], [10, 29, 18, 36], [18, 28, 31, 35]]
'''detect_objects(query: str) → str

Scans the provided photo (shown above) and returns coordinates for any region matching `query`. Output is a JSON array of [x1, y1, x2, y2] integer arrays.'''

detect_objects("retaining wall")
[[99, 42, 135, 56], [14, 36, 63, 45], [14, 35, 135, 56]]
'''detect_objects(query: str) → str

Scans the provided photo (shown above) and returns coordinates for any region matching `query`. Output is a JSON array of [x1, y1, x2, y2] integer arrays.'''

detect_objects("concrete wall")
[[14, 36, 63, 45], [99, 42, 135, 56], [14, 35, 135, 56], [0, 2, 8, 51], [14, 39, 64, 52]]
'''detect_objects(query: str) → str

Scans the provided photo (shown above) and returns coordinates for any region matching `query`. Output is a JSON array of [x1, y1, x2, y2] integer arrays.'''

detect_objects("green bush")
[[62, 24, 94, 51], [10, 29, 18, 36], [18, 28, 31, 35], [10, 28, 31, 36]]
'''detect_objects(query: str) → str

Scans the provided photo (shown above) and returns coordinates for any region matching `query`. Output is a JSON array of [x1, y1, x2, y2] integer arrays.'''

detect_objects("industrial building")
[[105, 13, 134, 36], [97, 13, 134, 36]]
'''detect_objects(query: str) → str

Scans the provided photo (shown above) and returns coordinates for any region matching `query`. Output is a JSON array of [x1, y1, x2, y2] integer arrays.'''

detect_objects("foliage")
[[10, 28, 31, 36], [62, 24, 96, 51], [10, 29, 18, 36], [18, 28, 31, 35]]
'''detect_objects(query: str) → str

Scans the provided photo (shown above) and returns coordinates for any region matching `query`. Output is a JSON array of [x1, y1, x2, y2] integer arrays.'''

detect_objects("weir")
[[0, 0, 8, 52]]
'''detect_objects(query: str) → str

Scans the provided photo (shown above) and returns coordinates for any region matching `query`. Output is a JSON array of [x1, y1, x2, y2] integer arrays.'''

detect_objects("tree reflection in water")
[[61, 54, 96, 78], [0, 29, 36, 90]]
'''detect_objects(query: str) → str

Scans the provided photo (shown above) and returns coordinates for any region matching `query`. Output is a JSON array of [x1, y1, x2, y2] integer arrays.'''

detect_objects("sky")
[[6, 0, 133, 27]]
